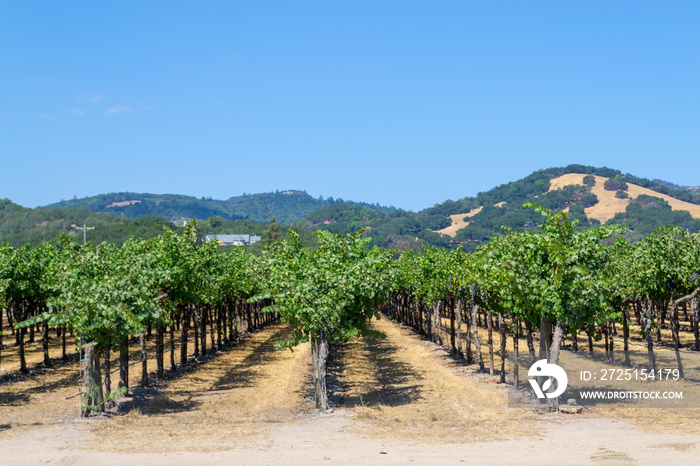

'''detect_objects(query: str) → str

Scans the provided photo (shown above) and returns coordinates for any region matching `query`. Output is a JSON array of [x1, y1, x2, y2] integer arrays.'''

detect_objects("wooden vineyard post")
[[42, 319, 51, 367], [140, 331, 148, 387], [455, 298, 463, 358], [471, 304, 483, 370], [450, 297, 456, 354], [525, 321, 536, 365], [104, 347, 112, 406], [487, 313, 494, 375], [119, 338, 129, 394], [498, 314, 506, 383], [156, 325, 164, 379], [512, 317, 519, 390], [180, 305, 189, 366]]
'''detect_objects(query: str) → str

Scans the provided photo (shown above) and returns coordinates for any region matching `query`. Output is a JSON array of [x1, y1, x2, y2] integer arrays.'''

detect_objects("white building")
[[203, 234, 262, 246]]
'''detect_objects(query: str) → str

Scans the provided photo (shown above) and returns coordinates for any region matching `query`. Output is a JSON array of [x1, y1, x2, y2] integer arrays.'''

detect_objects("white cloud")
[[70, 108, 86, 116], [80, 93, 103, 103], [103, 105, 132, 116], [40, 112, 57, 120]]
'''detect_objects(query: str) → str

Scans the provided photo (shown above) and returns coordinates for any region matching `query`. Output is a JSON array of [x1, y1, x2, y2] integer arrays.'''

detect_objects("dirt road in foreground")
[[3, 409, 700, 465], [1, 318, 700, 464]]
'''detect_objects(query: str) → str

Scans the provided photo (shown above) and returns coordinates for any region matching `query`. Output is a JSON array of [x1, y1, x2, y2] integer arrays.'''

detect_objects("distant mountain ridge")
[[45, 190, 400, 225], [652, 179, 700, 193], [0, 199, 175, 248], [3, 164, 699, 251]]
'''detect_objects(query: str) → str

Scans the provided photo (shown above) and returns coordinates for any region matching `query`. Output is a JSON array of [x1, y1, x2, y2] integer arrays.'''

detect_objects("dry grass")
[[548, 173, 700, 223], [0, 321, 83, 439], [0, 319, 303, 446], [86, 324, 311, 452], [430, 307, 700, 370], [0, 360, 79, 439], [434, 206, 484, 237], [340, 317, 539, 443], [432, 173, 700, 238], [106, 200, 141, 208], [1, 319, 184, 378], [429, 311, 700, 436], [0, 324, 79, 374], [579, 320, 700, 435]]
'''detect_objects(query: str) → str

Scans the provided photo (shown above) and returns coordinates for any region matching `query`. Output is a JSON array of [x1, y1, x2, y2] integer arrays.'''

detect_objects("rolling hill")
[[0, 199, 176, 248], [4, 164, 700, 250], [44, 190, 399, 225], [423, 166, 700, 248], [548, 173, 700, 223]]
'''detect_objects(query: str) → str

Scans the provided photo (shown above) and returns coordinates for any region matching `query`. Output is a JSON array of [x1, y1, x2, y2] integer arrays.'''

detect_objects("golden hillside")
[[549, 174, 700, 223], [435, 206, 483, 237], [433, 173, 700, 238]]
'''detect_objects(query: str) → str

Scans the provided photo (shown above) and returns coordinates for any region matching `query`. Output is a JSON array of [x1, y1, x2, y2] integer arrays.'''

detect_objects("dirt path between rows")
[[2, 318, 700, 464]]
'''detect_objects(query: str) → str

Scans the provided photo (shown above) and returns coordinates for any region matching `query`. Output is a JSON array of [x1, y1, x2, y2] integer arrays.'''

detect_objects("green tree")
[[264, 216, 283, 244]]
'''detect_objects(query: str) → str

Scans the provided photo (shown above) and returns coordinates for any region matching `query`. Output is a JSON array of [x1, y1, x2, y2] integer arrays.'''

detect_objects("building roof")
[[203, 234, 261, 244]]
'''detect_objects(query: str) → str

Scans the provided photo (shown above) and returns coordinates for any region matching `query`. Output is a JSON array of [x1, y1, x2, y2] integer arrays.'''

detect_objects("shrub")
[[580, 192, 598, 208], [604, 175, 628, 191]]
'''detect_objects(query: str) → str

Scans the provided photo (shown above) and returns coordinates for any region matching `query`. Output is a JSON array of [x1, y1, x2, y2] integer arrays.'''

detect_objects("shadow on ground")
[[338, 334, 424, 408], [212, 326, 293, 392], [0, 353, 80, 387], [0, 391, 31, 406], [114, 325, 294, 417]]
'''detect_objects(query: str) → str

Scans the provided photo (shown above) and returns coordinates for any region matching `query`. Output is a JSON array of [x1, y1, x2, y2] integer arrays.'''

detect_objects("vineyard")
[[2, 204, 700, 461]]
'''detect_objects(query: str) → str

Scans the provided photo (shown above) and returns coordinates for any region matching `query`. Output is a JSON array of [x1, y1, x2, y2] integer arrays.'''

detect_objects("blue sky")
[[2, 1, 699, 212]]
